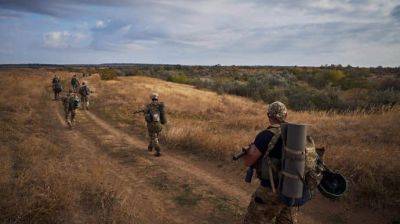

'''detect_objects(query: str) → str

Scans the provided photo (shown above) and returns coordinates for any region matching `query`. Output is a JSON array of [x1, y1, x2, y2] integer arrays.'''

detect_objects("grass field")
[[0, 69, 399, 223], [89, 74, 400, 210]]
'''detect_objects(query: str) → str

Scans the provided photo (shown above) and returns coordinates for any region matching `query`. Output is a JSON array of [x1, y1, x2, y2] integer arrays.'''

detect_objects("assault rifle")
[[233, 145, 254, 183]]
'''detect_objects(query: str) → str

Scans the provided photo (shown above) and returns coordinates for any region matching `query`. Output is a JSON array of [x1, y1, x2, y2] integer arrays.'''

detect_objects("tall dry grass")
[[87, 75, 400, 211], [0, 69, 136, 223]]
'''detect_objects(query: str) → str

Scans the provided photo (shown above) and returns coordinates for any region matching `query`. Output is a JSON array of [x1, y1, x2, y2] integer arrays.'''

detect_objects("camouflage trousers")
[[148, 131, 160, 153], [53, 90, 60, 100], [72, 84, 79, 92], [65, 108, 76, 123], [80, 95, 89, 110], [243, 185, 297, 224]]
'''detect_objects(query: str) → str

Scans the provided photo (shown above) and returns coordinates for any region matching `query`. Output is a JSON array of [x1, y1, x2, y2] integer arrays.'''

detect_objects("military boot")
[[148, 144, 153, 152], [154, 146, 161, 157]]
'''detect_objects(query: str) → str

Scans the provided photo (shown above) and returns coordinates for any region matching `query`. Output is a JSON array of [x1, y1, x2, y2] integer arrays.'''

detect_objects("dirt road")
[[46, 71, 394, 224]]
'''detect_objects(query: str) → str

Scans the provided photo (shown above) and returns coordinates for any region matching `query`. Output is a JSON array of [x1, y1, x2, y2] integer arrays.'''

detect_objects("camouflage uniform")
[[63, 93, 78, 125], [71, 76, 80, 92], [142, 93, 166, 156], [244, 186, 296, 224], [52, 76, 62, 100], [243, 101, 296, 224], [78, 83, 90, 110]]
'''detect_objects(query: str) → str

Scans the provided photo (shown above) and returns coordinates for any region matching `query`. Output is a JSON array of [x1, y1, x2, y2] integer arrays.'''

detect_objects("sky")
[[0, 0, 400, 66]]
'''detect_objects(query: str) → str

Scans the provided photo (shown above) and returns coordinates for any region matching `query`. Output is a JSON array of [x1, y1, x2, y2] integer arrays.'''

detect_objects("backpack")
[[260, 125, 321, 207], [71, 78, 79, 86], [145, 102, 166, 124], [79, 86, 90, 96], [53, 82, 63, 92], [69, 96, 80, 109]]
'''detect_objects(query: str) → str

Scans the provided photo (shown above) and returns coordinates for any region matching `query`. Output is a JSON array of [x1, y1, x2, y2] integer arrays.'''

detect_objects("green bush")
[[99, 68, 118, 80], [167, 73, 190, 84]]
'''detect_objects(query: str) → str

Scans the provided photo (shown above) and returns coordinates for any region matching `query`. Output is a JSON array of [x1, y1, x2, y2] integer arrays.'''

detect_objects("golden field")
[[89, 74, 400, 209], [0, 68, 399, 223]]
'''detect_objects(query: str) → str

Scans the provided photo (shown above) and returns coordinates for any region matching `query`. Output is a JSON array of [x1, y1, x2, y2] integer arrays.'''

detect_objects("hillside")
[[0, 69, 399, 223]]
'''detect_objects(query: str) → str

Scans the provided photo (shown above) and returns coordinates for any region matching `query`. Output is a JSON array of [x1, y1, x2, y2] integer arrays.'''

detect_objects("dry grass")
[[0, 69, 135, 223], [1, 69, 399, 223], [87, 75, 400, 211]]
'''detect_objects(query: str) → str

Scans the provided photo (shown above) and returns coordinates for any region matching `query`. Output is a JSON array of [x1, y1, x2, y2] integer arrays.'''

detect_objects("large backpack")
[[53, 82, 63, 92], [69, 95, 80, 110], [145, 102, 166, 124], [79, 86, 90, 96], [260, 125, 321, 207]]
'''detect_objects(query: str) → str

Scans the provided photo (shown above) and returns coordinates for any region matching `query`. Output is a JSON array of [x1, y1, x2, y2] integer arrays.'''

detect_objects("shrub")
[[99, 68, 118, 80], [167, 73, 190, 84]]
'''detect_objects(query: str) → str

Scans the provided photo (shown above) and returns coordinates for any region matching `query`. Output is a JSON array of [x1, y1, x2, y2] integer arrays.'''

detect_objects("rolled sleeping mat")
[[280, 123, 307, 199]]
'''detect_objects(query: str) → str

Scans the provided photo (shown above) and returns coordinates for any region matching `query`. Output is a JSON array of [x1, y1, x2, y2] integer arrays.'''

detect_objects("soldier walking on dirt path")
[[134, 93, 167, 157], [71, 74, 80, 93], [241, 102, 297, 224], [61, 89, 80, 127], [52, 75, 62, 100], [78, 81, 91, 110]]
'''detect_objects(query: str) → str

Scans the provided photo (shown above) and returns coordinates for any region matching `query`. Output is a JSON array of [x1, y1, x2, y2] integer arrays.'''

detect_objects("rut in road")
[[62, 108, 249, 223], [84, 111, 251, 205], [55, 108, 201, 224], [81, 111, 329, 224]]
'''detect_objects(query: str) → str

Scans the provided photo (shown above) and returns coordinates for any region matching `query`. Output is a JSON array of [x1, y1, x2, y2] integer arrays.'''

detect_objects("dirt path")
[[82, 110, 391, 224], [52, 98, 390, 223], [85, 111, 250, 206], [55, 108, 198, 224]]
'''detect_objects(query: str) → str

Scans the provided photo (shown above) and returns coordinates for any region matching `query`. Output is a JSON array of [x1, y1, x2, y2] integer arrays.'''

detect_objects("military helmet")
[[318, 170, 347, 200], [150, 92, 159, 100], [267, 101, 287, 122]]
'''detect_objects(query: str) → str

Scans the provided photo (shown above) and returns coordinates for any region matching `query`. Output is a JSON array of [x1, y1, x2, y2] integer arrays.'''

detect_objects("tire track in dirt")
[[54, 107, 196, 224], [85, 111, 251, 206], [83, 111, 355, 224], [54, 107, 339, 224]]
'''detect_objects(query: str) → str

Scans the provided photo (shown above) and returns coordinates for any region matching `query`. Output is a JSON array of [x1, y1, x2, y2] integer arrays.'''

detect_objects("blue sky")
[[0, 0, 399, 66]]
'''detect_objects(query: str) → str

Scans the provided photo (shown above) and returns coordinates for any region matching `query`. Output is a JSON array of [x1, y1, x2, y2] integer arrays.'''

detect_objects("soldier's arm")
[[243, 144, 262, 167]]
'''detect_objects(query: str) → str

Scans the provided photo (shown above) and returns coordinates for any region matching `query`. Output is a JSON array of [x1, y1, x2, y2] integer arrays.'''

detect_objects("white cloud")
[[96, 20, 106, 28], [43, 31, 71, 48], [43, 31, 88, 49]]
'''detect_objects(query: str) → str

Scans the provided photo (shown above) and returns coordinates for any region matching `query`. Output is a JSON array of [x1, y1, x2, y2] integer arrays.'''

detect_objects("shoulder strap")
[[261, 124, 281, 193], [264, 124, 281, 158]]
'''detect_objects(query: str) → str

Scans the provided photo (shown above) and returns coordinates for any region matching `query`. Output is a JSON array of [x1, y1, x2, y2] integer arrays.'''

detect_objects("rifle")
[[232, 145, 250, 161], [233, 145, 254, 183]]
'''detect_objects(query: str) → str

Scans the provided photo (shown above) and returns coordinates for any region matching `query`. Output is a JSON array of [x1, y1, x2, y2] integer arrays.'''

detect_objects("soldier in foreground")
[[241, 102, 297, 224], [234, 101, 347, 224], [78, 81, 91, 110], [62, 90, 80, 127], [134, 93, 167, 157], [52, 75, 62, 100], [70, 74, 80, 92]]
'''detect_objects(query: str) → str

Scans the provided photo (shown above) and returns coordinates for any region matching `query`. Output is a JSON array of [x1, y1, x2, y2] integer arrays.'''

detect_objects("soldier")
[[242, 101, 297, 224], [71, 74, 80, 92], [62, 90, 80, 127], [135, 93, 167, 157], [78, 81, 91, 110], [52, 75, 62, 100], [61, 90, 71, 119]]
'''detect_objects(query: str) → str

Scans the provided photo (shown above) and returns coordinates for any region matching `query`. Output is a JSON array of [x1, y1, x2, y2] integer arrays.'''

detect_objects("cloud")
[[43, 31, 88, 49], [1, 0, 400, 66], [392, 5, 400, 22], [0, 0, 131, 17]]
